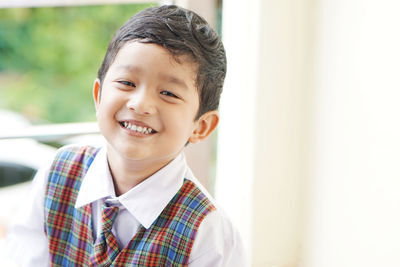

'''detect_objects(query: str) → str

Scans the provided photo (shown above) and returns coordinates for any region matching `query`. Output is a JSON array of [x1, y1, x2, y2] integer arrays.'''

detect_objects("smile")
[[121, 121, 156, 135]]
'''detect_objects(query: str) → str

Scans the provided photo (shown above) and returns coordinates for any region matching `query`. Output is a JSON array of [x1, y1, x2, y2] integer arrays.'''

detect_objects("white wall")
[[302, 1, 400, 266]]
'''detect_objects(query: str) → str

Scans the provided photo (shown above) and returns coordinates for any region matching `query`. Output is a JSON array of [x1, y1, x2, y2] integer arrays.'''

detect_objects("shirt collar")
[[75, 147, 115, 209], [75, 146, 187, 229]]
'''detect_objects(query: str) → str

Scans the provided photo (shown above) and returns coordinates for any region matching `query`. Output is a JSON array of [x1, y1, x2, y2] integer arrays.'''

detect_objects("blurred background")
[[1, 0, 400, 266]]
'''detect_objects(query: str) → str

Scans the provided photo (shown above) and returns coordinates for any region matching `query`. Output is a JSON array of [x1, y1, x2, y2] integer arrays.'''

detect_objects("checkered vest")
[[44, 146, 215, 266]]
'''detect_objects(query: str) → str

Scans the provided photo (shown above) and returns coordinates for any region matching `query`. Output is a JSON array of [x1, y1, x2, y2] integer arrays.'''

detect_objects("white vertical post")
[[216, 0, 260, 264], [218, 0, 315, 266]]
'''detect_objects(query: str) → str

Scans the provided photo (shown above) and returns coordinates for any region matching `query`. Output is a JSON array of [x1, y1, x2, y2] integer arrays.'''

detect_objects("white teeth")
[[122, 122, 153, 134]]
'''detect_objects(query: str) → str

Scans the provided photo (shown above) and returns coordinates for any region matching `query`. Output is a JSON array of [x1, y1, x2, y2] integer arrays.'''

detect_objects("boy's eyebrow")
[[159, 74, 189, 90]]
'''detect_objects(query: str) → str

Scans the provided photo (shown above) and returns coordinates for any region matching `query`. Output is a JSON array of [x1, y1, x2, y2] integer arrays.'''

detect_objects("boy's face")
[[93, 41, 217, 166]]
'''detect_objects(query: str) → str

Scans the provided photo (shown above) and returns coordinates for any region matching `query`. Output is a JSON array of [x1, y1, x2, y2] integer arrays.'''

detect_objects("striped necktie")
[[89, 202, 120, 266]]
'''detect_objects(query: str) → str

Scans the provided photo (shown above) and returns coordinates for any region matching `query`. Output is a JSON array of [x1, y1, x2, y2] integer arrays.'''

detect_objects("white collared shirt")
[[5, 146, 246, 267]]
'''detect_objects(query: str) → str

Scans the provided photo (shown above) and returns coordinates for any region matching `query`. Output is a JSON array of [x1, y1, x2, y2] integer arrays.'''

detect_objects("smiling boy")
[[6, 5, 245, 267]]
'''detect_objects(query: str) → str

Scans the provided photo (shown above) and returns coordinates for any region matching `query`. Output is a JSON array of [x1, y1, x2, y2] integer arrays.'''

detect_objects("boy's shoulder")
[[185, 174, 237, 232], [54, 144, 100, 157], [185, 176, 245, 265], [49, 144, 100, 166], [47, 144, 101, 179]]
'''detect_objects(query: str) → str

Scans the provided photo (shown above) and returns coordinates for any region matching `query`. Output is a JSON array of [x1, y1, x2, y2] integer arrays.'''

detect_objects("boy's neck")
[[105, 144, 178, 196]]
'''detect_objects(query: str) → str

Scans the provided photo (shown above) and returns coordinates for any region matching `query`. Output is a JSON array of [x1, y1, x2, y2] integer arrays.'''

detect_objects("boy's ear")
[[188, 110, 219, 144], [93, 78, 101, 112]]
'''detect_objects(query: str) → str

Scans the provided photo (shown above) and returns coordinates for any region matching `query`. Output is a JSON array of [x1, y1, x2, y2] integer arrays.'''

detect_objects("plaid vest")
[[44, 146, 215, 266]]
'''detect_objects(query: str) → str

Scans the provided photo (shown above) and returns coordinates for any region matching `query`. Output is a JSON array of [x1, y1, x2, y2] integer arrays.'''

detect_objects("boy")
[[6, 5, 245, 266]]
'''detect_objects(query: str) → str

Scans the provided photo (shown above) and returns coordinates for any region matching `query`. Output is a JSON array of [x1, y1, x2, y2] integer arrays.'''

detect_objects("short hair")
[[97, 5, 227, 119]]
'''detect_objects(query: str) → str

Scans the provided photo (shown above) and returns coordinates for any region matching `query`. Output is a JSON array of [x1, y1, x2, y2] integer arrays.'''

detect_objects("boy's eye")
[[160, 91, 179, 98], [118, 80, 136, 87]]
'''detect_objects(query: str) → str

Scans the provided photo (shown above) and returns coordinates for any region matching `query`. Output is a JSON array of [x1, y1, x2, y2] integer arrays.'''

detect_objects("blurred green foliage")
[[0, 3, 155, 123]]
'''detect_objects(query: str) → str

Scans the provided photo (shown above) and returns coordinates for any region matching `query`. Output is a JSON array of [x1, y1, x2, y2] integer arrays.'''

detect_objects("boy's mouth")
[[119, 121, 157, 135]]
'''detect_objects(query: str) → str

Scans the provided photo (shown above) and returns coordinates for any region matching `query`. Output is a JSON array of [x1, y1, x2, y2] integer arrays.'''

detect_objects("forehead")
[[109, 41, 198, 87]]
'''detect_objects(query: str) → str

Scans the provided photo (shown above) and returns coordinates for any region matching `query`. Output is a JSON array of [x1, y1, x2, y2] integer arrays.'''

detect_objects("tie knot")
[[101, 204, 119, 232]]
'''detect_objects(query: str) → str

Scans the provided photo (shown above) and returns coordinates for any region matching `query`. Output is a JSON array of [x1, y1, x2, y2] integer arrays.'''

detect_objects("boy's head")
[[93, 5, 226, 166], [97, 5, 226, 119]]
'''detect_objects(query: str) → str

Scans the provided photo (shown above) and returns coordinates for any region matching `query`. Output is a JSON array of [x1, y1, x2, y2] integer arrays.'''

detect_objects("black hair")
[[97, 5, 226, 119]]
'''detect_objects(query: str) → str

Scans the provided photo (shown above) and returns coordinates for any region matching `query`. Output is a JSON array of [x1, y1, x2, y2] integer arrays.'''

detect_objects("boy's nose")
[[126, 88, 156, 115]]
